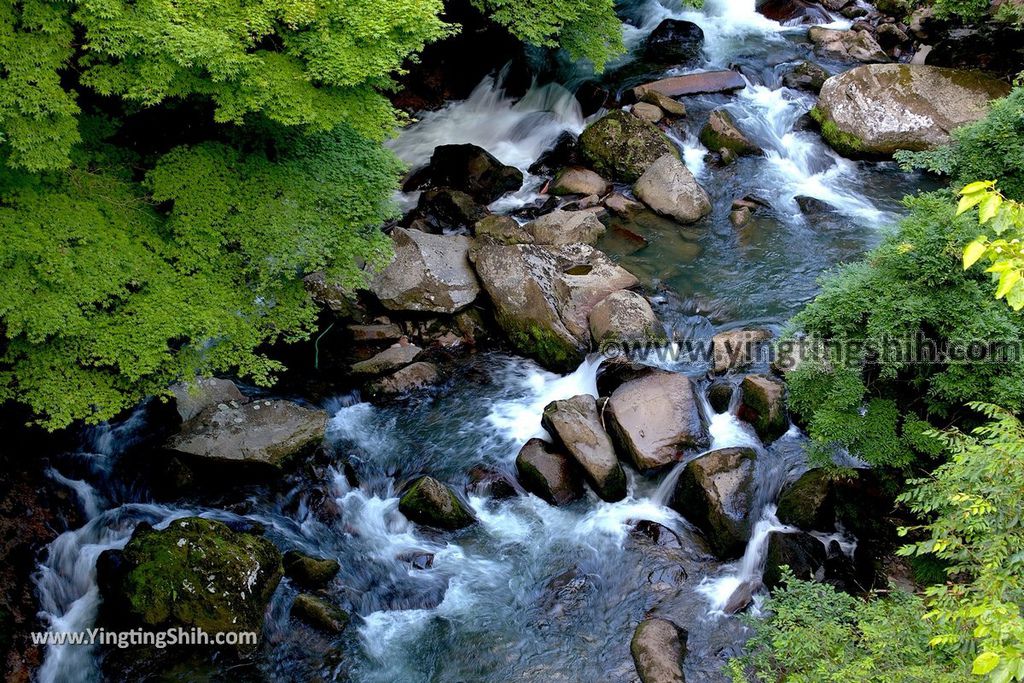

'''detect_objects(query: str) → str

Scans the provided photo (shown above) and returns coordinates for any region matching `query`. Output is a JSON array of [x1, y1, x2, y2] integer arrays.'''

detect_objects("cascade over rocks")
[[699, 109, 761, 157], [471, 242, 639, 371], [97, 517, 282, 636], [165, 399, 327, 469], [402, 143, 523, 203], [644, 19, 705, 65], [671, 447, 758, 558], [630, 618, 688, 683], [607, 371, 706, 472], [633, 155, 712, 224], [542, 395, 626, 502], [813, 64, 1010, 157], [398, 476, 475, 530], [588, 290, 666, 350], [371, 228, 480, 314], [515, 438, 584, 505], [579, 110, 678, 183], [739, 374, 788, 443]]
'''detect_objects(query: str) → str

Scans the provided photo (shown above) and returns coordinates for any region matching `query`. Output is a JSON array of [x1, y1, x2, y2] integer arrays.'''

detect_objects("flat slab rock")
[[166, 399, 327, 468], [632, 70, 745, 99]]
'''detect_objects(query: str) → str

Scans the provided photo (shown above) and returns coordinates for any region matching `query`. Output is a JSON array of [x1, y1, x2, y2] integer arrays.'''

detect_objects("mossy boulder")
[[398, 476, 475, 530], [671, 447, 757, 558], [579, 110, 678, 183], [291, 594, 350, 634], [97, 517, 282, 635], [283, 550, 340, 588], [699, 109, 761, 157], [814, 64, 1010, 157], [739, 374, 788, 443]]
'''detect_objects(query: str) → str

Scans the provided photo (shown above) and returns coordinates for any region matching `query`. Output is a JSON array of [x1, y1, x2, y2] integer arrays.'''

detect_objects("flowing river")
[[34, 0, 934, 680]]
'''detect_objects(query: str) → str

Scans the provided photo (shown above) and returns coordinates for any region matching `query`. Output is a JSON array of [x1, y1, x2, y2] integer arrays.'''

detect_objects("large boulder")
[[350, 342, 422, 376], [671, 447, 757, 558], [371, 228, 480, 314], [607, 371, 706, 472], [589, 290, 666, 351], [403, 143, 523, 203], [542, 395, 626, 502], [579, 110, 678, 183], [97, 517, 282, 635], [739, 374, 788, 443], [758, 0, 831, 24], [474, 214, 533, 244], [763, 531, 827, 588], [166, 399, 327, 469], [644, 19, 705, 65], [633, 154, 712, 224], [699, 109, 761, 157], [398, 476, 475, 530], [471, 242, 639, 370], [169, 378, 245, 422], [813, 64, 1010, 158], [631, 618, 687, 683], [807, 27, 889, 64], [549, 167, 610, 196], [776, 468, 889, 542], [515, 438, 585, 505], [524, 209, 607, 246]]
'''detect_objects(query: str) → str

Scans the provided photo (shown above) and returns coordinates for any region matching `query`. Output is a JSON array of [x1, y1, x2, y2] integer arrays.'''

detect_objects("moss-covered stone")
[[699, 109, 761, 156], [98, 517, 282, 636], [810, 107, 869, 157], [739, 374, 788, 443], [291, 594, 350, 634], [398, 476, 476, 530], [579, 110, 678, 183], [283, 550, 340, 588]]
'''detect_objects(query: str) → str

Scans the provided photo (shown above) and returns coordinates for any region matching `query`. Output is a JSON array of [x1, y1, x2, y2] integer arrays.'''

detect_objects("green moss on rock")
[[398, 476, 476, 530], [579, 110, 679, 183]]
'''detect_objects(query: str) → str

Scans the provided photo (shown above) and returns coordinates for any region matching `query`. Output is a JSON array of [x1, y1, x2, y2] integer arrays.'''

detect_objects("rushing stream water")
[[35, 0, 933, 680]]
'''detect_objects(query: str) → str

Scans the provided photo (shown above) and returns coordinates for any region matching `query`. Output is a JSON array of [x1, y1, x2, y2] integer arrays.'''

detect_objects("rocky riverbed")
[[10, 0, 1018, 681]]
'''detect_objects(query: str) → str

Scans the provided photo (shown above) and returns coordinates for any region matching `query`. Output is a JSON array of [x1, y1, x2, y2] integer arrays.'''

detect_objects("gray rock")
[[350, 342, 422, 376], [782, 60, 830, 93], [542, 395, 626, 502], [607, 370, 706, 472], [474, 214, 532, 244], [471, 243, 639, 371], [525, 209, 607, 246], [367, 361, 439, 396], [371, 227, 480, 314], [166, 399, 327, 468], [764, 531, 827, 588], [589, 290, 666, 351], [633, 102, 664, 123], [808, 27, 890, 63], [633, 154, 712, 224], [631, 618, 687, 683], [169, 378, 245, 423], [549, 167, 611, 196], [739, 374, 788, 443], [671, 447, 757, 558], [699, 109, 761, 156], [291, 593, 350, 633], [640, 90, 687, 117], [813, 64, 1010, 156], [515, 438, 584, 505], [711, 328, 772, 374]]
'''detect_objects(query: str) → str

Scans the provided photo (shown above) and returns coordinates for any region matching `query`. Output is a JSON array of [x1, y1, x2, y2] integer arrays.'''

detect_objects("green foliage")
[[0, 124, 400, 428], [896, 88, 1024, 202], [956, 182, 1024, 310], [1, 0, 456, 171], [729, 570, 970, 682], [897, 404, 1024, 682], [927, 0, 991, 22], [787, 192, 1024, 466], [475, 0, 624, 70]]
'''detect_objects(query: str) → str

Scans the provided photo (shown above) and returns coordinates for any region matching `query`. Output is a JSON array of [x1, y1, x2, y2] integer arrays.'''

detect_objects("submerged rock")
[[403, 143, 523, 203], [542, 395, 626, 501], [644, 18, 705, 65], [398, 476, 475, 530], [808, 27, 889, 63], [97, 517, 282, 635], [671, 447, 757, 558], [633, 154, 712, 224], [588, 290, 666, 351], [630, 618, 688, 683], [515, 438, 585, 505], [166, 399, 327, 469], [471, 242, 638, 371], [549, 167, 610, 196], [699, 109, 761, 157], [291, 594, 350, 634], [739, 374, 788, 443], [579, 109, 678, 183], [371, 228, 480, 314], [283, 550, 340, 588], [813, 64, 1010, 157], [607, 371, 706, 472], [524, 209, 607, 246]]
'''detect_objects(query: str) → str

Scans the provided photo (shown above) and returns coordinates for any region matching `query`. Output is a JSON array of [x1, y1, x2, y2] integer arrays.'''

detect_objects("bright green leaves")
[[897, 404, 1024, 682], [956, 182, 1024, 310]]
